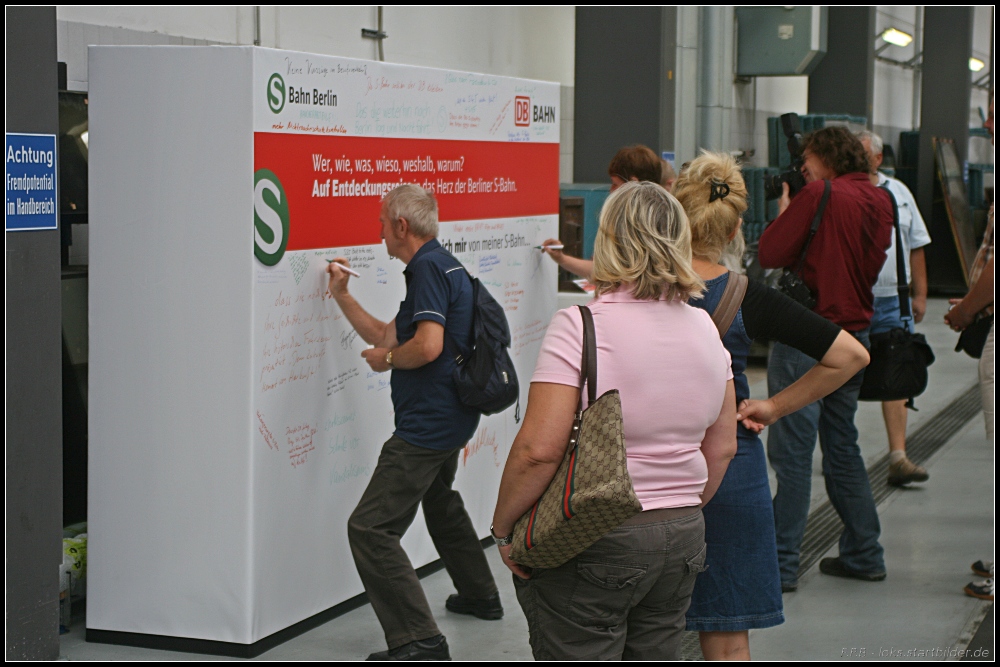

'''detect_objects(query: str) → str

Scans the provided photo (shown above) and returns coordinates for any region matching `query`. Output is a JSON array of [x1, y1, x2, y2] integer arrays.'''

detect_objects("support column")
[[574, 7, 682, 182], [5, 5, 63, 660], [808, 7, 875, 122], [673, 7, 699, 167], [917, 7, 973, 232], [697, 7, 735, 153]]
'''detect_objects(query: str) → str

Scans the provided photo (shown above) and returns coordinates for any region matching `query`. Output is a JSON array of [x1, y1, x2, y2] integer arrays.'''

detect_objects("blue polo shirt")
[[391, 239, 480, 450]]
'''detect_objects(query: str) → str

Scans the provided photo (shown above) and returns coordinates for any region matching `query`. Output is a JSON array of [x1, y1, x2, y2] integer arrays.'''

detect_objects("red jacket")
[[758, 173, 894, 331]]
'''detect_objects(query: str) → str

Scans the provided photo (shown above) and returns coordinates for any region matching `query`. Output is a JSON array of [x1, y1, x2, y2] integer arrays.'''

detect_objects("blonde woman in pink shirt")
[[491, 181, 738, 660]]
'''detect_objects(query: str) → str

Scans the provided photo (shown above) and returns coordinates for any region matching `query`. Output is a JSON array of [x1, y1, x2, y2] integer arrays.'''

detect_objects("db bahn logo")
[[267, 73, 285, 114], [254, 169, 289, 266], [514, 96, 556, 126], [514, 96, 530, 126]]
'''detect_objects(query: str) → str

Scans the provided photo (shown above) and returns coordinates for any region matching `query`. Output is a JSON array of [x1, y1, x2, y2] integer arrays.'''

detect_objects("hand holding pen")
[[325, 258, 359, 299], [536, 238, 565, 262], [327, 259, 361, 277]]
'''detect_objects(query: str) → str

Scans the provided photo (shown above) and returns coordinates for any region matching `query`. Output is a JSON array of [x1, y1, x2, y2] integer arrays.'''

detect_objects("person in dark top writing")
[[325, 184, 500, 661], [758, 126, 894, 590], [540, 144, 662, 278]]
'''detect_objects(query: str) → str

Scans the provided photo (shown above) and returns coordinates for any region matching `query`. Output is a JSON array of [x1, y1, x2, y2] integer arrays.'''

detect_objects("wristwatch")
[[385, 350, 394, 368], [490, 524, 513, 547]]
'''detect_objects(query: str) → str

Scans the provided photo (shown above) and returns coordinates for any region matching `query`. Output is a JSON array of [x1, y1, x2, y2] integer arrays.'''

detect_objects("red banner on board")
[[253, 133, 559, 250]]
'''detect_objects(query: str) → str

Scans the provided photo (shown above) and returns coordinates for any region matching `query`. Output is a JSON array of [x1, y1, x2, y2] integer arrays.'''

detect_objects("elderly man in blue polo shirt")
[[858, 130, 932, 487], [326, 183, 500, 661]]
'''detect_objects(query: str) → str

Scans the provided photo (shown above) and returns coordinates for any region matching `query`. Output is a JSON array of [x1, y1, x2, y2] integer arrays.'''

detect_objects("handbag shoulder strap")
[[711, 271, 749, 335], [879, 184, 911, 320], [794, 179, 831, 273], [577, 305, 598, 405]]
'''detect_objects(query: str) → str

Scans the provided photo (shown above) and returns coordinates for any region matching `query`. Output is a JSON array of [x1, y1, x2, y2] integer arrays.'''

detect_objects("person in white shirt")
[[858, 131, 932, 486]]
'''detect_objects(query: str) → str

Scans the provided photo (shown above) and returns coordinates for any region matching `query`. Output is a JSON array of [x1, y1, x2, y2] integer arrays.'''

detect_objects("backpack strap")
[[711, 271, 749, 335], [442, 265, 476, 364]]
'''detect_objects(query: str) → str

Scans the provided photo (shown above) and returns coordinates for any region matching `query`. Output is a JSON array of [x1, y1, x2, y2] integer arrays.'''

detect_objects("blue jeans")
[[766, 331, 885, 583], [870, 295, 914, 334]]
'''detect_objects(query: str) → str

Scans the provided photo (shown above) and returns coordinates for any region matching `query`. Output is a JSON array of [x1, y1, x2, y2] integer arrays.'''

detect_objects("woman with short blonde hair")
[[492, 180, 738, 660], [675, 152, 869, 660], [591, 180, 703, 301]]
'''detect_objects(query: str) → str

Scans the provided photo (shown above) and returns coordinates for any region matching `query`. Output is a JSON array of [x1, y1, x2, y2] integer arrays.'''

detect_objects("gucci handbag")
[[509, 305, 642, 569], [859, 187, 935, 403]]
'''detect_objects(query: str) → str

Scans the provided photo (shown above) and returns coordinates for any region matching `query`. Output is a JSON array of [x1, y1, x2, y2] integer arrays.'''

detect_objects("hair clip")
[[709, 181, 730, 202]]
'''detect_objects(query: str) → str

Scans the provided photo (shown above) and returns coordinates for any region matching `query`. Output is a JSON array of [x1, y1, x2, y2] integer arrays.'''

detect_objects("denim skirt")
[[685, 431, 785, 631]]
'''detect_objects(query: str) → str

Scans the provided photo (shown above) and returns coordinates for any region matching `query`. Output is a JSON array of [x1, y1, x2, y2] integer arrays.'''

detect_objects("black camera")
[[777, 270, 816, 310], [764, 113, 808, 200]]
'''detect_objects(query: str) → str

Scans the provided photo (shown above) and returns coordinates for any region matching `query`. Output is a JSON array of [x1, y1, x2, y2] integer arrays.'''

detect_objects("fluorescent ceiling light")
[[969, 58, 985, 72], [880, 28, 913, 47]]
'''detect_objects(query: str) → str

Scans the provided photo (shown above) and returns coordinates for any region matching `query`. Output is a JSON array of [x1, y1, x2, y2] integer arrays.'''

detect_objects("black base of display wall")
[[86, 536, 494, 658]]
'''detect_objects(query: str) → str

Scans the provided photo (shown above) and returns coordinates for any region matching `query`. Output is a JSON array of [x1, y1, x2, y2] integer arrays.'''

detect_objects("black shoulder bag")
[[777, 179, 830, 310], [955, 315, 994, 359], [858, 187, 936, 405]]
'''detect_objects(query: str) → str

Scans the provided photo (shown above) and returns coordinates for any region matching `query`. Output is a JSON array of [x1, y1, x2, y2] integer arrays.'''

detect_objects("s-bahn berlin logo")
[[267, 73, 285, 114]]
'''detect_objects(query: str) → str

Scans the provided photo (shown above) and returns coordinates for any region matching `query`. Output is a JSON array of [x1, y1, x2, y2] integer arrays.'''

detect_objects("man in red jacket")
[[758, 126, 894, 592]]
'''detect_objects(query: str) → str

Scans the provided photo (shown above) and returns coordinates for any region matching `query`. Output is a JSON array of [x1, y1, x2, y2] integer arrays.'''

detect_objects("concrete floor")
[[60, 297, 993, 660]]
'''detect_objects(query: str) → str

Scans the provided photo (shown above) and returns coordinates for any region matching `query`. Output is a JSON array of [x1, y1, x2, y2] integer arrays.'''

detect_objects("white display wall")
[[88, 45, 559, 645]]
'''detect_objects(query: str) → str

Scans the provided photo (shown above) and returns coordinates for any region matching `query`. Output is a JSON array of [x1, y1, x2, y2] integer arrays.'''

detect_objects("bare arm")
[[700, 380, 737, 507], [737, 330, 869, 429], [493, 382, 578, 578], [362, 320, 442, 372], [326, 260, 394, 345], [945, 256, 994, 331], [539, 238, 594, 279], [910, 247, 927, 323]]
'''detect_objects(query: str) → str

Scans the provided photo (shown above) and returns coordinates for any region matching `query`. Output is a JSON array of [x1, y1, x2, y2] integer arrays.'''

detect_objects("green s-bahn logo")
[[254, 169, 289, 266], [267, 73, 285, 114]]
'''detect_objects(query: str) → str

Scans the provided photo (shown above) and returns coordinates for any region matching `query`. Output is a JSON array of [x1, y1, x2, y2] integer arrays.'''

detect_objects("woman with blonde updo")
[[673, 152, 870, 660], [493, 181, 738, 660]]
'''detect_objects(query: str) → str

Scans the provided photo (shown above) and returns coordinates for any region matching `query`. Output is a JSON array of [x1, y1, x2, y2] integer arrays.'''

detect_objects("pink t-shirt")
[[531, 287, 733, 510]]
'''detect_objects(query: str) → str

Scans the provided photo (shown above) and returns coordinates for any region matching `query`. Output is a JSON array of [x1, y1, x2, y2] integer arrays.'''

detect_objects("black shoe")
[[366, 635, 451, 661], [819, 557, 886, 582], [445, 592, 504, 620], [781, 581, 798, 593]]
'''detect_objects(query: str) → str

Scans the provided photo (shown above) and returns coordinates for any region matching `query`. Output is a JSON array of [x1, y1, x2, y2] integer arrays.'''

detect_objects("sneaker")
[[366, 635, 451, 661], [971, 560, 993, 578], [887, 457, 929, 486], [781, 581, 798, 593], [445, 592, 504, 620], [963, 578, 994, 601], [819, 557, 887, 582]]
